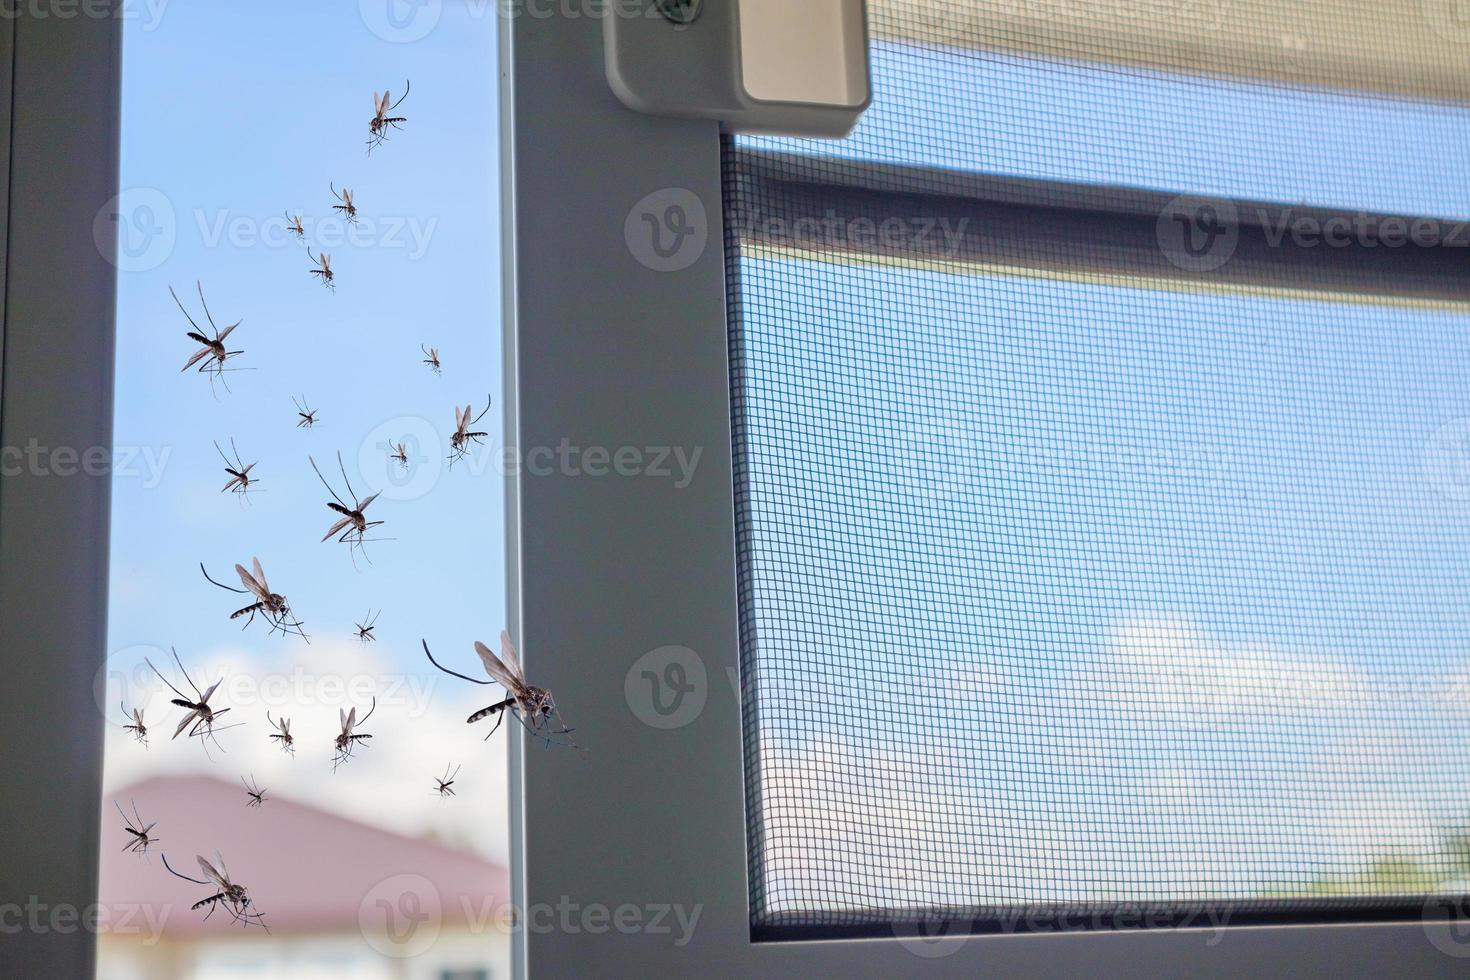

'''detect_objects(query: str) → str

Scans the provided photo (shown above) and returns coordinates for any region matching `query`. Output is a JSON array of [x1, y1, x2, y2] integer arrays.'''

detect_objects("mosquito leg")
[[483, 709, 510, 741]]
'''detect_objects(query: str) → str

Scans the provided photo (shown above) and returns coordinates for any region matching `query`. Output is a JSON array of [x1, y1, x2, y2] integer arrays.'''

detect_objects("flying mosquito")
[[215, 438, 259, 500], [355, 609, 380, 643], [200, 557, 310, 640], [310, 452, 386, 565], [307, 248, 334, 290], [162, 853, 269, 931], [115, 799, 158, 857], [174, 281, 247, 395], [448, 396, 492, 468], [285, 212, 305, 240], [266, 711, 295, 756], [390, 442, 410, 469], [333, 697, 376, 771], [421, 344, 441, 375], [423, 631, 579, 749], [367, 80, 410, 152], [120, 701, 148, 747], [241, 775, 267, 808], [330, 182, 357, 224], [294, 395, 318, 429], [433, 764, 460, 798], [146, 649, 240, 758]]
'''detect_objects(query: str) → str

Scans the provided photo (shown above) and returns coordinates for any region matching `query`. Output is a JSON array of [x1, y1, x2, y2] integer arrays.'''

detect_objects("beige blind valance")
[[874, 0, 1470, 104]]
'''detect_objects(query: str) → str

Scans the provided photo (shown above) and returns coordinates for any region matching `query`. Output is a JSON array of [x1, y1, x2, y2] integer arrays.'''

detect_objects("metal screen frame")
[[503, 3, 1470, 976], [0, 5, 122, 977]]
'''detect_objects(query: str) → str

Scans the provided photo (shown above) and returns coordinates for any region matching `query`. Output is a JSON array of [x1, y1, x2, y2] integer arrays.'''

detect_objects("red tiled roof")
[[100, 774, 508, 938]]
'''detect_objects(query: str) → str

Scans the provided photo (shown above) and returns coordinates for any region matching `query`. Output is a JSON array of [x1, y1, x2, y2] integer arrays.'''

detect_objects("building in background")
[[100, 775, 509, 980]]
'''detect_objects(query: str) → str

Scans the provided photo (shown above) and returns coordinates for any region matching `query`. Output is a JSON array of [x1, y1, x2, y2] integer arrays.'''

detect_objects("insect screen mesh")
[[726, 0, 1470, 937]]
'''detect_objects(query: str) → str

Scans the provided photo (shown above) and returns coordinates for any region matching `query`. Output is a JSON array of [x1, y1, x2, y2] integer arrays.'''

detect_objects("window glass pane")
[[98, 5, 508, 976], [730, 0, 1470, 936]]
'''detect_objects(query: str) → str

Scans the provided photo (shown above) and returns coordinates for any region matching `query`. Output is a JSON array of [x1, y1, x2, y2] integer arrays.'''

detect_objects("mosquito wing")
[[173, 709, 201, 739], [197, 855, 228, 888], [252, 557, 269, 594], [182, 347, 211, 372], [200, 678, 222, 703], [215, 321, 239, 343], [499, 630, 524, 683], [322, 516, 353, 542], [339, 707, 347, 731], [475, 639, 525, 693], [235, 564, 268, 600], [345, 707, 357, 732], [356, 492, 380, 512]]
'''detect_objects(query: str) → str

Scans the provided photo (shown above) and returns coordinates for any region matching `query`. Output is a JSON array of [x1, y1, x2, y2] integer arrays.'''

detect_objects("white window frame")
[[0, 6, 121, 977], [502, 3, 1468, 976]]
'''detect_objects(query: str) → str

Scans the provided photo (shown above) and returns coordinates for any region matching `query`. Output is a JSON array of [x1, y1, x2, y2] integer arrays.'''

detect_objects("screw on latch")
[[655, 0, 702, 25]]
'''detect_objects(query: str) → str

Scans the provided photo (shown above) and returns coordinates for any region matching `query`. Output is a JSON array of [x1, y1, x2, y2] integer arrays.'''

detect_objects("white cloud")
[[1077, 616, 1370, 723], [102, 638, 510, 862]]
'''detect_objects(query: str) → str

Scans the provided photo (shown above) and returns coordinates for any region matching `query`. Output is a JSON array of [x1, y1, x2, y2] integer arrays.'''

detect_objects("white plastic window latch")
[[605, 0, 871, 138]]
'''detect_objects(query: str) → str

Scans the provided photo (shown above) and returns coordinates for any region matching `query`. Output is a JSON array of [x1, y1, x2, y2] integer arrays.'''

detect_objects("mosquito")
[[146, 649, 240, 758], [200, 557, 310, 640], [330, 182, 357, 224], [215, 438, 259, 501], [285, 212, 305, 240], [333, 697, 376, 771], [162, 852, 269, 931], [433, 763, 460, 798], [310, 452, 386, 566], [448, 396, 492, 468], [367, 80, 410, 152], [174, 281, 247, 395], [267, 711, 295, 756], [355, 609, 380, 643], [423, 631, 579, 749], [294, 395, 319, 429], [390, 442, 410, 469], [120, 701, 148, 747], [115, 799, 158, 857], [421, 344, 441, 375], [307, 247, 334, 290], [241, 775, 267, 808]]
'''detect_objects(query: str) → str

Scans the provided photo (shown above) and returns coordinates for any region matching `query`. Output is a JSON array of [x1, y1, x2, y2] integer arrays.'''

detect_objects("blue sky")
[[101, 0, 513, 904]]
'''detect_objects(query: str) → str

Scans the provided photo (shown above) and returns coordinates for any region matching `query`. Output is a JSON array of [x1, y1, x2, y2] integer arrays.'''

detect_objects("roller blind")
[[876, 0, 1470, 103]]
